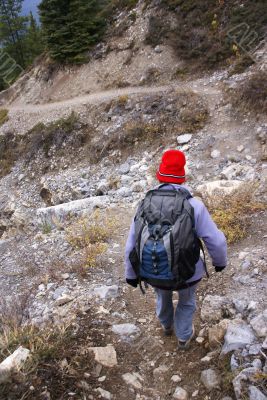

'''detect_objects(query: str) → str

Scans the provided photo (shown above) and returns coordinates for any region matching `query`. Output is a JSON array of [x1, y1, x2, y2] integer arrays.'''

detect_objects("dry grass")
[[66, 210, 117, 271], [228, 71, 267, 115], [146, 0, 266, 70], [206, 185, 266, 244], [0, 109, 8, 126]]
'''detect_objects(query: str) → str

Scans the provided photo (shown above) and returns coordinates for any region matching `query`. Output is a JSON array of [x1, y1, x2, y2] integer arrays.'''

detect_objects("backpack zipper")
[[169, 230, 175, 273]]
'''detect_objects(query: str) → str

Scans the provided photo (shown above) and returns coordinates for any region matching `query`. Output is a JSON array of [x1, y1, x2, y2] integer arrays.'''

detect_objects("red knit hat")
[[156, 150, 186, 184]]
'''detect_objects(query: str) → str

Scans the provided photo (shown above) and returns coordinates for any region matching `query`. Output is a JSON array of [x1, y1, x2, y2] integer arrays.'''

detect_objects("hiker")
[[125, 149, 227, 350]]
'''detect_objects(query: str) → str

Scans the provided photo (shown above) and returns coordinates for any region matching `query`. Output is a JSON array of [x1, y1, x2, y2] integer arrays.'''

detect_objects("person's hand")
[[215, 266, 226, 272], [126, 278, 139, 288]]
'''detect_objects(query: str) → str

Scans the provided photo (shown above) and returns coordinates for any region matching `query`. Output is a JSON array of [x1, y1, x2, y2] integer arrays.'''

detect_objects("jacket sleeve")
[[193, 199, 227, 268], [124, 219, 138, 279]]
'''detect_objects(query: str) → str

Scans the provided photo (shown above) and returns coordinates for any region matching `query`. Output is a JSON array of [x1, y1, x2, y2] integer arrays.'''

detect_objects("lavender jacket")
[[125, 184, 227, 283]]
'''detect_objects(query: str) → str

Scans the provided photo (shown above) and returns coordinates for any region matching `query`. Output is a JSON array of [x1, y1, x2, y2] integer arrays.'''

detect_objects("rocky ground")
[[0, 1, 266, 399]]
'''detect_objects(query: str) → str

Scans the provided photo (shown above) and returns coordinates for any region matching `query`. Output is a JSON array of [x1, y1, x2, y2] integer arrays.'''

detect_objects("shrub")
[[66, 210, 117, 270], [109, 0, 138, 10], [0, 109, 8, 126], [146, 0, 266, 70], [117, 95, 129, 106], [206, 185, 266, 243], [26, 111, 80, 158], [228, 71, 267, 114]]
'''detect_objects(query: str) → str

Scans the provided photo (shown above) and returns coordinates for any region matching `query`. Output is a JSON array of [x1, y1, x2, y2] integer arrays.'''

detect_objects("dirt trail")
[[89, 206, 235, 400], [7, 80, 221, 113]]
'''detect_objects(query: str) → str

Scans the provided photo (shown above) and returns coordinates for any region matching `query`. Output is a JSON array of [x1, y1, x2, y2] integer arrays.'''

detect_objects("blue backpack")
[[129, 185, 204, 290]]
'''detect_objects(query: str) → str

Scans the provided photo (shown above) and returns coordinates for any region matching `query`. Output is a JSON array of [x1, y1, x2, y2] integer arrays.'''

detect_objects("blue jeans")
[[154, 284, 197, 341]]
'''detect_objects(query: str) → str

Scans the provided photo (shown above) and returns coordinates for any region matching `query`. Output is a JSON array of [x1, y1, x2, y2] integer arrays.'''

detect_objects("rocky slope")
[[0, 1, 266, 399]]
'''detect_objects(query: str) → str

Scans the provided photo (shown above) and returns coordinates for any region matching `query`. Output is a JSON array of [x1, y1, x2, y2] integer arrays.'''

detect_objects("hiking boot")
[[162, 325, 173, 336], [177, 326, 195, 350]]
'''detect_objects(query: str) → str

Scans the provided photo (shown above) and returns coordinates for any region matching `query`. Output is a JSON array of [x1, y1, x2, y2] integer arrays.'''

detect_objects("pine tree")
[[39, 0, 107, 63], [24, 12, 44, 64], [0, 0, 28, 67]]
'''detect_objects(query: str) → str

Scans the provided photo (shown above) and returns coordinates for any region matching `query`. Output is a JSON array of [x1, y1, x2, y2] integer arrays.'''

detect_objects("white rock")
[[221, 320, 256, 354], [197, 180, 243, 198], [221, 164, 256, 181], [173, 386, 188, 400], [37, 196, 109, 225], [211, 150, 220, 158], [112, 323, 140, 337], [200, 369, 221, 391], [233, 368, 260, 399], [154, 45, 162, 53], [237, 145, 244, 152], [122, 372, 143, 389], [55, 294, 74, 306], [201, 295, 229, 322], [153, 365, 169, 381], [95, 387, 113, 399], [171, 375, 182, 383], [177, 134, 192, 145], [196, 337, 205, 344], [93, 285, 119, 300], [116, 187, 132, 198], [250, 310, 267, 338], [248, 386, 267, 400], [0, 346, 30, 383], [89, 345, 117, 368], [119, 163, 130, 175], [239, 251, 249, 260]]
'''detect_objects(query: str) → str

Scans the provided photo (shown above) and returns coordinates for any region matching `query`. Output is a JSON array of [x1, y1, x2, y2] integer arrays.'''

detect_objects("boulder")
[[248, 386, 267, 400], [37, 196, 109, 226], [197, 180, 243, 199], [89, 345, 117, 368], [221, 320, 256, 354], [233, 367, 260, 399], [250, 310, 267, 338], [173, 386, 189, 400], [221, 164, 256, 181], [200, 369, 221, 391], [0, 346, 30, 383], [201, 295, 229, 322]]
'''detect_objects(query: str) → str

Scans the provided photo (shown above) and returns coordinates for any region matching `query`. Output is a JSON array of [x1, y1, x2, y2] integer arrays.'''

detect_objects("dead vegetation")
[[0, 109, 8, 126], [0, 112, 91, 178], [66, 210, 118, 273], [205, 185, 266, 244], [0, 310, 108, 400], [228, 71, 267, 115], [146, 0, 266, 71]]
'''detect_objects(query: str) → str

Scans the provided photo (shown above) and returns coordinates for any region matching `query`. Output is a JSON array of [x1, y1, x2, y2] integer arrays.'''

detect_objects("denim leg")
[[174, 285, 197, 341], [154, 288, 174, 329]]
